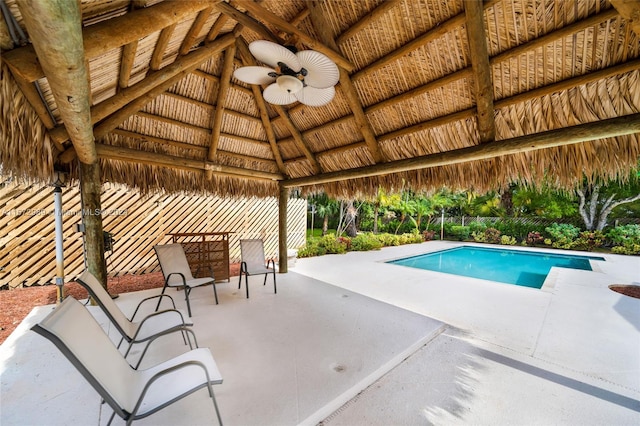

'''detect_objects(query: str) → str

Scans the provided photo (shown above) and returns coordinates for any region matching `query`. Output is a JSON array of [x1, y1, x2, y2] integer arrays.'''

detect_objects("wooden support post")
[[278, 183, 288, 273], [79, 161, 108, 290]]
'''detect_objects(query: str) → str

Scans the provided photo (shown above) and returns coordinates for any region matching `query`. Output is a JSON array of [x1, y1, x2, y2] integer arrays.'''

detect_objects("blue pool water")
[[388, 246, 605, 289]]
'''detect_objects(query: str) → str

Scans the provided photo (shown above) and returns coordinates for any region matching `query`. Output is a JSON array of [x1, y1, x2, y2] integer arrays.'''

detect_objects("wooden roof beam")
[[3, 0, 218, 83], [283, 113, 640, 188], [150, 24, 176, 70], [180, 7, 215, 55], [49, 33, 236, 145], [236, 37, 287, 175], [216, 1, 283, 43], [272, 105, 322, 174], [206, 14, 229, 42], [609, 1, 640, 35], [335, 0, 401, 46], [307, 1, 385, 164], [17, 0, 96, 164], [118, 40, 138, 90], [96, 144, 282, 181], [207, 44, 237, 177], [464, 0, 496, 143], [229, 0, 355, 72]]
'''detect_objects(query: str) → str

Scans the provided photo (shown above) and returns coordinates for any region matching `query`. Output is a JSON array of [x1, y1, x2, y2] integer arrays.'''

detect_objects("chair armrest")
[[165, 272, 187, 287], [131, 308, 190, 342], [132, 326, 199, 369], [132, 359, 213, 417], [130, 294, 177, 321], [266, 259, 276, 269]]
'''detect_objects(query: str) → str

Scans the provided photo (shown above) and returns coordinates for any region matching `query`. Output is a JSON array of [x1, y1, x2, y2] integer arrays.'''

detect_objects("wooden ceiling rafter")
[[3, 0, 217, 83], [283, 114, 640, 188], [111, 128, 278, 168], [236, 37, 287, 175], [179, 7, 215, 56], [216, 1, 283, 43], [335, 0, 402, 46], [464, 0, 496, 144], [50, 33, 237, 145], [273, 104, 323, 174], [307, 1, 386, 165], [229, 0, 355, 72], [150, 24, 177, 71], [95, 143, 282, 181], [117, 0, 146, 92], [206, 43, 237, 179], [610, 0, 640, 35]]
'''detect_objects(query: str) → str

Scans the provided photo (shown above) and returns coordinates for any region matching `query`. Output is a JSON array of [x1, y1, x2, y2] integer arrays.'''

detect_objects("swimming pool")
[[388, 246, 605, 289]]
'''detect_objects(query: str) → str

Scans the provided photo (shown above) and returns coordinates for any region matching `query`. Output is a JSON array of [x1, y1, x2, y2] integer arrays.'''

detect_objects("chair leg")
[[184, 286, 192, 317], [211, 388, 223, 426], [212, 282, 219, 305], [273, 270, 277, 294], [245, 273, 249, 298], [155, 283, 169, 312], [263, 273, 267, 286]]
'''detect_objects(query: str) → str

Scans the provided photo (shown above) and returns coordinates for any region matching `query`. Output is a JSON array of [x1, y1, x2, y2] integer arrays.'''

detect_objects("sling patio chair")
[[238, 239, 276, 298], [154, 243, 218, 317], [75, 270, 195, 365], [31, 297, 223, 426]]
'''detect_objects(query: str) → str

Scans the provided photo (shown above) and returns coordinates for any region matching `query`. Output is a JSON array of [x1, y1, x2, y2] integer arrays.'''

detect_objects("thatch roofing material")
[[0, 0, 638, 198]]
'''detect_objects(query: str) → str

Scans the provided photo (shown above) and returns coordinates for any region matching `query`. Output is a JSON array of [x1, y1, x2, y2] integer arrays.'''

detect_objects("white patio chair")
[[154, 243, 218, 317], [76, 271, 195, 365], [31, 297, 223, 426], [238, 239, 276, 298]]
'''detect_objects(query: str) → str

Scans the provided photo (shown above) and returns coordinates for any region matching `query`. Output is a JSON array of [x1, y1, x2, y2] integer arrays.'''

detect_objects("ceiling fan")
[[233, 40, 339, 107]]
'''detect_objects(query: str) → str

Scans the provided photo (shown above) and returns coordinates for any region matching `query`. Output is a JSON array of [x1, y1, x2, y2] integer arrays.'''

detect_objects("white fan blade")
[[233, 66, 276, 85], [297, 50, 339, 89], [294, 86, 335, 107], [263, 82, 298, 105], [249, 40, 301, 72]]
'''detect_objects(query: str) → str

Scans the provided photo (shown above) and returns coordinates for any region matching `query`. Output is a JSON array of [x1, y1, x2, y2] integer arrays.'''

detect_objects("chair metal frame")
[[75, 271, 195, 365], [238, 239, 277, 298], [154, 243, 219, 317], [31, 297, 223, 426]]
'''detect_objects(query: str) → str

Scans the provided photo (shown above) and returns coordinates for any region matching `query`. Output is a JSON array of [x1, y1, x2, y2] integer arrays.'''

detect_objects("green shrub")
[[607, 224, 640, 246], [472, 231, 487, 243], [351, 233, 383, 251], [607, 225, 640, 255], [297, 238, 327, 258], [450, 225, 471, 241], [611, 244, 640, 255], [501, 235, 517, 245], [492, 219, 532, 240], [545, 223, 580, 249], [571, 231, 605, 251], [468, 221, 487, 234], [318, 234, 348, 254]]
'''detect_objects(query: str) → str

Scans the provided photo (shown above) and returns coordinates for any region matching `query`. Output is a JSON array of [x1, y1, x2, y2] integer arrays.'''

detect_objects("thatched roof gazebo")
[[1, 0, 639, 284]]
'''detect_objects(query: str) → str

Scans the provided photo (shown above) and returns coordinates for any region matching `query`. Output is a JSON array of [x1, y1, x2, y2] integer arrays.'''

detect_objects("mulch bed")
[[0, 264, 240, 345]]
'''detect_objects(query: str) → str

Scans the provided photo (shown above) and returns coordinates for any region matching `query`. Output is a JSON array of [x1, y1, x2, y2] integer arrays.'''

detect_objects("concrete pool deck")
[[1, 241, 639, 424]]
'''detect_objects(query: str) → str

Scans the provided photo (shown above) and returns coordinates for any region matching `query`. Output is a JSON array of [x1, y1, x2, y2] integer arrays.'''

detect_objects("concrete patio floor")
[[1, 241, 639, 425]]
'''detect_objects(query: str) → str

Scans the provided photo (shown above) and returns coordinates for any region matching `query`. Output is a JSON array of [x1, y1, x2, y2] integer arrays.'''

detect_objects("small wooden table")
[[168, 232, 231, 282]]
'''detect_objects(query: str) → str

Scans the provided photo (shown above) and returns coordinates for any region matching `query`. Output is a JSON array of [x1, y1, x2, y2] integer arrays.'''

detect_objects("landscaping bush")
[[468, 221, 487, 234], [422, 230, 436, 241], [351, 233, 384, 251], [484, 227, 502, 244], [500, 235, 517, 245], [492, 219, 533, 241], [545, 223, 581, 249], [318, 234, 348, 254], [571, 231, 605, 251], [607, 224, 640, 255], [450, 225, 471, 241], [526, 231, 544, 246], [472, 231, 487, 243], [297, 238, 327, 258]]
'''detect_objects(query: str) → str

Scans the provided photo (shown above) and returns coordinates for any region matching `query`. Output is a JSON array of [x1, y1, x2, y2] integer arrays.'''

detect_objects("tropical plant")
[[500, 235, 517, 245], [545, 223, 581, 249]]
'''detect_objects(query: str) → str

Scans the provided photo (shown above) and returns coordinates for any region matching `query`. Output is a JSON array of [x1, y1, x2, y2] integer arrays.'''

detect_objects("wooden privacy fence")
[[0, 178, 306, 289]]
